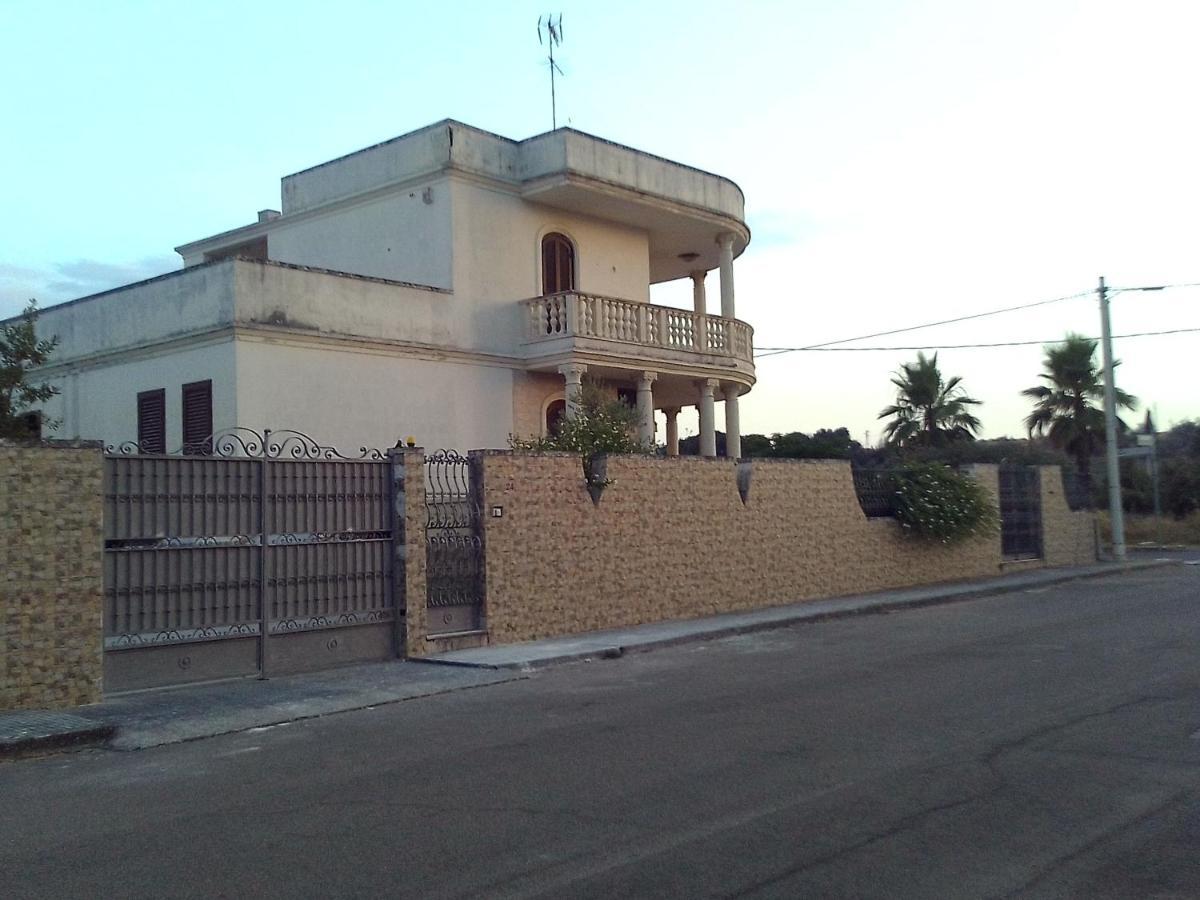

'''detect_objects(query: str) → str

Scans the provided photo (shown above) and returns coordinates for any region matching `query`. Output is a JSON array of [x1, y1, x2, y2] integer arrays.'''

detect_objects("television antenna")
[[537, 14, 565, 129]]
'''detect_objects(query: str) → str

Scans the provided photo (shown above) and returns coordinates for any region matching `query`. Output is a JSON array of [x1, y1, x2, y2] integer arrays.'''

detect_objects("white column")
[[559, 363, 587, 419], [691, 270, 707, 351], [698, 379, 718, 457], [664, 407, 680, 457], [723, 383, 741, 459], [636, 371, 657, 445], [691, 270, 707, 316], [717, 233, 736, 320]]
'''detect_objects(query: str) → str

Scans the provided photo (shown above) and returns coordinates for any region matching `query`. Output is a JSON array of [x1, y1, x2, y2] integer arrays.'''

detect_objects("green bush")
[[509, 379, 650, 488], [893, 463, 999, 544], [1162, 459, 1200, 519]]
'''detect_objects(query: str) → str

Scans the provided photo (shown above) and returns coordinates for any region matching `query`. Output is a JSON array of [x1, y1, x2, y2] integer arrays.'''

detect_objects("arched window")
[[545, 399, 566, 437], [541, 232, 576, 294]]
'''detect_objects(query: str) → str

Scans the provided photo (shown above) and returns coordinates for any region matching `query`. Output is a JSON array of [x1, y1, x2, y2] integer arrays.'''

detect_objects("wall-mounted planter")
[[737, 459, 753, 505], [584, 454, 608, 505]]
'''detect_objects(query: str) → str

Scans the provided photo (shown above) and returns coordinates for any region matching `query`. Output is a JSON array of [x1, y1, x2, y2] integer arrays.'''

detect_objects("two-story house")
[[29, 120, 755, 456]]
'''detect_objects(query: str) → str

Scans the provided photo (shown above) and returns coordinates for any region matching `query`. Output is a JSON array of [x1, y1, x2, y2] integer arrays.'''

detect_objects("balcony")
[[521, 292, 755, 377]]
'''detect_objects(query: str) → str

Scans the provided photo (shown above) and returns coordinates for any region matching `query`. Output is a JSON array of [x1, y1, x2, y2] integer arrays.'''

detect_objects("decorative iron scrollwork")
[[105, 622, 259, 648], [425, 449, 478, 529], [268, 610, 391, 634], [264, 429, 386, 461], [105, 440, 156, 456], [105, 427, 389, 461]]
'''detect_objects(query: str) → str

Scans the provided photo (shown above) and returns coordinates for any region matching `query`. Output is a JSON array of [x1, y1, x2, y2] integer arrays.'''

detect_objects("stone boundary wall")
[[1039, 465, 1098, 567], [470, 453, 1096, 646], [1, 442, 104, 710]]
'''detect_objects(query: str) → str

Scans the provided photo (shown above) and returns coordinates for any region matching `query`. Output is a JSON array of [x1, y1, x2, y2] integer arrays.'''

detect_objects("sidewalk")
[[0, 556, 1181, 758], [1, 660, 523, 757], [421, 557, 1181, 670]]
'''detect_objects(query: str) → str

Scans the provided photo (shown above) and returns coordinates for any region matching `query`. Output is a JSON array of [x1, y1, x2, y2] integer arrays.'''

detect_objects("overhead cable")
[[792, 290, 1093, 350], [753, 327, 1200, 357], [759, 281, 1200, 356]]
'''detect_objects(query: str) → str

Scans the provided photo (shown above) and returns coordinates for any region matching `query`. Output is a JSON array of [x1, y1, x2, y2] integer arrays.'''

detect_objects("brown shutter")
[[137, 389, 166, 454], [181, 380, 213, 453], [541, 233, 576, 294]]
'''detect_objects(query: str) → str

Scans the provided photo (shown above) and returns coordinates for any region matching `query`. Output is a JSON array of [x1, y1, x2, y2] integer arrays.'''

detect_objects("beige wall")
[[1, 443, 104, 710], [511, 371, 564, 441], [451, 178, 653, 356], [466, 454, 1095, 646], [1039, 465, 1098, 566]]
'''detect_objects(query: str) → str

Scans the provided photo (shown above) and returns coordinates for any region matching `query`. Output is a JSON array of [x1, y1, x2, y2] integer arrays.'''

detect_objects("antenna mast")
[[537, 14, 564, 129]]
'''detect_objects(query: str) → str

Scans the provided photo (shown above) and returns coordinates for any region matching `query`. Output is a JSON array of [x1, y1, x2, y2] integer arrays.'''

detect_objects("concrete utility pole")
[[1098, 276, 1126, 560]]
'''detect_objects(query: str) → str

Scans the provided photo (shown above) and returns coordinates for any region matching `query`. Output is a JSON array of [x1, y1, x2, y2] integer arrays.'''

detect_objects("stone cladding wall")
[[472, 453, 1095, 645], [1, 442, 104, 710], [1039, 465, 1098, 566]]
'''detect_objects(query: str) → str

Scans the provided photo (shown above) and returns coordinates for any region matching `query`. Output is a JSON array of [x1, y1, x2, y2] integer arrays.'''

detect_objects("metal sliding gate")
[[424, 450, 483, 635], [103, 429, 397, 692], [999, 465, 1044, 560]]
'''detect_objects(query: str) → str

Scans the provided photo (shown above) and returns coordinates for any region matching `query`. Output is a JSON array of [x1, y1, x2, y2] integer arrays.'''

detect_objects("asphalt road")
[[3, 565, 1199, 899]]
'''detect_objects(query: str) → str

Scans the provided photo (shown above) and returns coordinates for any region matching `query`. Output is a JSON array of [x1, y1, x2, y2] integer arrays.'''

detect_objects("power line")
[[778, 290, 1094, 352], [754, 326, 1200, 357], [1110, 281, 1200, 293], [761, 281, 1200, 356]]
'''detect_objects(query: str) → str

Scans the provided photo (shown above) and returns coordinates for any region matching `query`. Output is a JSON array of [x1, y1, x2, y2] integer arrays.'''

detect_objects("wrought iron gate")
[[103, 429, 397, 692], [999, 465, 1044, 560], [424, 450, 483, 634]]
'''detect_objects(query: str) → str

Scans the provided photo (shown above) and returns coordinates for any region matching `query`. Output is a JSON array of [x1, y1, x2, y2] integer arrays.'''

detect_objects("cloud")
[[0, 255, 180, 318]]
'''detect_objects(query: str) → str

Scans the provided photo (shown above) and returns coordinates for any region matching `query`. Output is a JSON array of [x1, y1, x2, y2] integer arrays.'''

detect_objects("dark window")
[[545, 399, 566, 437], [18, 411, 42, 440], [137, 389, 166, 453], [541, 232, 576, 294], [181, 380, 213, 453]]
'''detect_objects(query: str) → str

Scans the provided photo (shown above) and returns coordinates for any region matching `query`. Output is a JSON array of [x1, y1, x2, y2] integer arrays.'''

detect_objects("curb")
[[419, 559, 1177, 672], [0, 720, 116, 760]]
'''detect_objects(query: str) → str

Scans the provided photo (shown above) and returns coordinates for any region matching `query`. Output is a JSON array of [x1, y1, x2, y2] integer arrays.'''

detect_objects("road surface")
[[3, 564, 1198, 898]]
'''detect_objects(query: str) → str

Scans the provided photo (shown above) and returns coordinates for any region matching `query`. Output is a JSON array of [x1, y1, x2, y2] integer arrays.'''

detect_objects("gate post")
[[389, 446, 426, 657]]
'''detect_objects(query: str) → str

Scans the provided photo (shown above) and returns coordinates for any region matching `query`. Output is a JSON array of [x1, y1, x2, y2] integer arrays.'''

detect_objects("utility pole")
[[1098, 275, 1126, 560]]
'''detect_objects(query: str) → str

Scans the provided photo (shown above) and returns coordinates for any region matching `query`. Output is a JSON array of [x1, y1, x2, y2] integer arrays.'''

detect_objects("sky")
[[2, 0, 1198, 444]]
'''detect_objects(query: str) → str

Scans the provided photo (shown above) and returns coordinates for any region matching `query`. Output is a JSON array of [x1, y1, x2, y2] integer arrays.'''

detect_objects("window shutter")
[[137, 389, 166, 454], [181, 380, 213, 453], [541, 233, 576, 294]]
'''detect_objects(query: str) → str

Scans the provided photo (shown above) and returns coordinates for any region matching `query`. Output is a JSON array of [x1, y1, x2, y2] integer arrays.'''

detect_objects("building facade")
[[30, 120, 755, 454]]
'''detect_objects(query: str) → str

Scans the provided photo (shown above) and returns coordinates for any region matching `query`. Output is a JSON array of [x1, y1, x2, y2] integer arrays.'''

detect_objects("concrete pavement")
[[1, 660, 523, 755]]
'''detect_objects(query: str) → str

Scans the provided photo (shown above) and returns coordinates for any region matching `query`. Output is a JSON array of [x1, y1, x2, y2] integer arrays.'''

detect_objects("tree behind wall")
[[1022, 333, 1136, 477], [0, 301, 59, 438], [680, 428, 862, 459], [878, 352, 983, 448]]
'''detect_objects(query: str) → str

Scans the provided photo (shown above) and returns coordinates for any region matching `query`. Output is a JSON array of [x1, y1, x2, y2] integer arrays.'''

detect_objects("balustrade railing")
[[524, 292, 754, 363]]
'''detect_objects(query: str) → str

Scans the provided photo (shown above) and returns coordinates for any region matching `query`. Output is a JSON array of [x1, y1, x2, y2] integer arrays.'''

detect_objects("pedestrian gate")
[[999, 465, 1044, 560], [424, 450, 483, 634], [103, 429, 398, 692]]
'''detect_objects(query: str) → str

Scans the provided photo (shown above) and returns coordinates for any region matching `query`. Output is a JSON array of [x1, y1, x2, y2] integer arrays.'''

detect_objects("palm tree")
[[1022, 333, 1137, 476], [878, 352, 983, 448]]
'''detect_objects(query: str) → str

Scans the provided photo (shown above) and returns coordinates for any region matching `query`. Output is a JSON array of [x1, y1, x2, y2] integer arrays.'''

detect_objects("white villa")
[[28, 120, 755, 456]]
